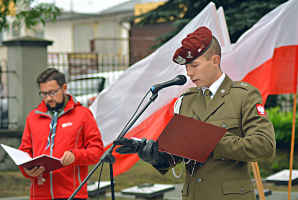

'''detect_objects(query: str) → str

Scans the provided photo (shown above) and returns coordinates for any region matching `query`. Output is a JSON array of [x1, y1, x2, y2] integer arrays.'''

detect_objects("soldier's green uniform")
[[114, 26, 276, 200], [157, 75, 276, 200]]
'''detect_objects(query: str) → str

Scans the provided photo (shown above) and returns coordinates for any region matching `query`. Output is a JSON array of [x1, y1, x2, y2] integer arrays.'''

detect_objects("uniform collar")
[[202, 72, 225, 97]]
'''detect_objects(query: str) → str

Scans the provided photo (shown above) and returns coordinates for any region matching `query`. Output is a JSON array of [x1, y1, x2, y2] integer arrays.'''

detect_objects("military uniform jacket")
[[156, 75, 276, 200]]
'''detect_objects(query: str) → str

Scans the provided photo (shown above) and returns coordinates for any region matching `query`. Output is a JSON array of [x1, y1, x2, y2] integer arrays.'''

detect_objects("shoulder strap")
[[174, 95, 185, 114]]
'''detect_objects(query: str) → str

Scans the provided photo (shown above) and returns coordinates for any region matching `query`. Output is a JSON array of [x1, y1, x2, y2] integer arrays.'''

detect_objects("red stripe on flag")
[[105, 99, 177, 176], [106, 46, 298, 176], [242, 45, 298, 103]]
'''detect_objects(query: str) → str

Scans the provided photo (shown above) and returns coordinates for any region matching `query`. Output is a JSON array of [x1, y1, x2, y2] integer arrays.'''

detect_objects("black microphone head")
[[175, 75, 187, 85]]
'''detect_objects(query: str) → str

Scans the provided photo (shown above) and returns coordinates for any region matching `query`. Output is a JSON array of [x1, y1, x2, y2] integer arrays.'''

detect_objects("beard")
[[46, 94, 66, 111]]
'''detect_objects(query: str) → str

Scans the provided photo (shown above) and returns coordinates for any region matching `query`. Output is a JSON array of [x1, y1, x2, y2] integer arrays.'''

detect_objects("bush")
[[266, 106, 298, 148]]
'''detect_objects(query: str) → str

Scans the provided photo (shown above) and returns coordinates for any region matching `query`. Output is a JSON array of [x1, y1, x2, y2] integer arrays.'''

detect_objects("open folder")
[[1, 144, 64, 174], [156, 114, 227, 163]]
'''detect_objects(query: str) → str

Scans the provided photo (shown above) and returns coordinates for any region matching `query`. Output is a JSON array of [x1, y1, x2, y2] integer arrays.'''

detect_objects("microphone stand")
[[68, 92, 159, 200]]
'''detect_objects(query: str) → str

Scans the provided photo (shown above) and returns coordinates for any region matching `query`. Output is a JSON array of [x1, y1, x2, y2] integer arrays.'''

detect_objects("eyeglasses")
[[39, 86, 62, 98]]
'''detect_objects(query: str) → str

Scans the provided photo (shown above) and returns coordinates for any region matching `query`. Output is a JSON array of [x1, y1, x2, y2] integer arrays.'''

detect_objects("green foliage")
[[266, 106, 298, 148], [134, 0, 288, 48], [0, 0, 61, 31], [0, 152, 9, 165]]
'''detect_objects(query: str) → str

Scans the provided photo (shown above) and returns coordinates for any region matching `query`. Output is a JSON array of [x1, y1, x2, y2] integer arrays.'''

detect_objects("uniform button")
[[221, 157, 225, 160], [222, 124, 226, 128], [197, 178, 202, 183], [199, 163, 204, 167], [244, 84, 247, 86], [187, 89, 189, 92], [241, 188, 244, 192], [232, 82, 235, 85], [241, 83, 244, 85], [221, 89, 225, 93]]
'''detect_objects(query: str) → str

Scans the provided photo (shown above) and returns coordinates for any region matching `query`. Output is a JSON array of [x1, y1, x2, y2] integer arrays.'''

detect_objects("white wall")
[[45, 15, 128, 53], [45, 20, 73, 52]]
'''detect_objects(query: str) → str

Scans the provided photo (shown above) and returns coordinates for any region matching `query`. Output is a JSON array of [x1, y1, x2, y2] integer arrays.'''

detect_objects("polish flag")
[[221, 0, 298, 102], [90, 0, 298, 176], [90, 2, 228, 176]]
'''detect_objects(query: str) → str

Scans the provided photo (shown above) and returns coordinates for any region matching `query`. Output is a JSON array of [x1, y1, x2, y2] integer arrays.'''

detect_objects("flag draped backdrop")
[[221, 0, 298, 103], [90, 2, 227, 176], [90, 0, 298, 176]]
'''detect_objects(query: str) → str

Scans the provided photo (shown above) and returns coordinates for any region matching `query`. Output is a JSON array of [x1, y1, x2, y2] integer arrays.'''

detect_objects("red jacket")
[[19, 95, 104, 200]]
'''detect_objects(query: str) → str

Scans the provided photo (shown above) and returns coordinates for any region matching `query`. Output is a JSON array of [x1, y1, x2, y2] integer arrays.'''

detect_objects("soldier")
[[114, 26, 276, 200]]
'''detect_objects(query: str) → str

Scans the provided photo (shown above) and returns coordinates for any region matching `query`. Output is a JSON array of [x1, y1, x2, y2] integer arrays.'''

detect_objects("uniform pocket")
[[222, 178, 254, 195], [182, 181, 189, 196], [211, 118, 239, 130]]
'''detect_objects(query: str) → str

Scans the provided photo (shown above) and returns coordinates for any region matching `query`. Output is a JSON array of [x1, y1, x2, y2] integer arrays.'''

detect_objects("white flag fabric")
[[90, 2, 225, 147], [221, 0, 298, 101], [90, 0, 298, 176], [89, 2, 228, 176]]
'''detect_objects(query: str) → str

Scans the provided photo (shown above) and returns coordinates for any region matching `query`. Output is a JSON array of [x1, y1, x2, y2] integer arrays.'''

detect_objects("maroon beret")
[[173, 26, 213, 65]]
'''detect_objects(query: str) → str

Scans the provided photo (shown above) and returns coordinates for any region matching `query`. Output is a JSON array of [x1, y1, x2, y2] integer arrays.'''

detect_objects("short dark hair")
[[36, 68, 66, 88], [203, 36, 221, 61]]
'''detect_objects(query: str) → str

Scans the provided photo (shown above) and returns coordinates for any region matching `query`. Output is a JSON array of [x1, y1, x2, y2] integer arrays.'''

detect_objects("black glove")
[[114, 137, 169, 168], [137, 138, 170, 168], [114, 137, 142, 154]]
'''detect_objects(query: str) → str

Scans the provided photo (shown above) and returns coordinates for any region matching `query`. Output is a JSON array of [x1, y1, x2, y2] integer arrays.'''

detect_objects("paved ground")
[[2, 184, 298, 200], [105, 184, 298, 200]]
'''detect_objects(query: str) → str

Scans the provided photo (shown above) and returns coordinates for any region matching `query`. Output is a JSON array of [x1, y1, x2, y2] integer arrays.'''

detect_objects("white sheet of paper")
[[130, 137, 142, 142], [0, 144, 32, 165]]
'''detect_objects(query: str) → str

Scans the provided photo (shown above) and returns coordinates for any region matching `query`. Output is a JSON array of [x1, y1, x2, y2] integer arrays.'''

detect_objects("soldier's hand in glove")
[[137, 138, 170, 168], [113, 137, 143, 154]]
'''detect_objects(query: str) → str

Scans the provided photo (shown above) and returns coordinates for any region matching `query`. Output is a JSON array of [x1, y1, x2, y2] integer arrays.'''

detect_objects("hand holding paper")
[[114, 137, 169, 168], [24, 166, 45, 177], [137, 139, 169, 168], [1, 144, 65, 174]]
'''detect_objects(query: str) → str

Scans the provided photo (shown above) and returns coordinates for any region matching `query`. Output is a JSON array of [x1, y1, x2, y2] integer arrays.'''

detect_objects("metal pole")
[[68, 92, 158, 200]]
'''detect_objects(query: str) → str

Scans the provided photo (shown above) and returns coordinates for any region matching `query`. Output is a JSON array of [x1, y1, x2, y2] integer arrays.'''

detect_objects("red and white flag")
[[221, 0, 298, 102], [90, 0, 298, 176], [90, 2, 227, 176]]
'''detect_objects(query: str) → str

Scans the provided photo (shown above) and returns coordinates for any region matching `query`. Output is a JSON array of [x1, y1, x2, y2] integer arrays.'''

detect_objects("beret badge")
[[174, 56, 186, 64]]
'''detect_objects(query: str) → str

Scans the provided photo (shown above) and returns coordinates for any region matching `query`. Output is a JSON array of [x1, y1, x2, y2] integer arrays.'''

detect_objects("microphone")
[[150, 75, 187, 93]]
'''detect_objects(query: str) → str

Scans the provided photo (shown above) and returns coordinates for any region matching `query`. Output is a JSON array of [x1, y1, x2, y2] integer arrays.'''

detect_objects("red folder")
[[157, 114, 227, 163], [20, 155, 65, 174], [1, 144, 65, 174]]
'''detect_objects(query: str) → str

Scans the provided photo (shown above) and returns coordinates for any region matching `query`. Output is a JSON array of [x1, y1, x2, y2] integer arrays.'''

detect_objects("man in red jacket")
[[18, 68, 104, 200]]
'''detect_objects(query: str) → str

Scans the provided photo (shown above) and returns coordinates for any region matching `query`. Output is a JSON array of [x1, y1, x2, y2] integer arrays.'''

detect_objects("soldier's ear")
[[212, 55, 220, 67]]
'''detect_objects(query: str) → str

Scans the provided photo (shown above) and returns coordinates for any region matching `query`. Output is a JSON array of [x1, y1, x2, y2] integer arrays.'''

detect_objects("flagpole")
[[287, 93, 297, 200], [251, 162, 265, 200], [255, 162, 266, 200]]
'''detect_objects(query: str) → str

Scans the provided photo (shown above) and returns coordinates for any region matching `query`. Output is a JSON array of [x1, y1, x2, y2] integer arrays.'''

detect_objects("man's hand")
[[113, 137, 142, 154], [137, 139, 159, 164], [24, 166, 45, 177], [60, 151, 75, 166]]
